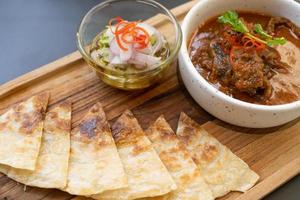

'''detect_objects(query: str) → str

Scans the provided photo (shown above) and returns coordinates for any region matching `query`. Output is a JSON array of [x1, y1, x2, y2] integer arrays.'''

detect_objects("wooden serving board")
[[0, 1, 299, 200]]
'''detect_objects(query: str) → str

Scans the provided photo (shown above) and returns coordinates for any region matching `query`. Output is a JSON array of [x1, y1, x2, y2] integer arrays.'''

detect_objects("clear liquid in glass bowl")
[[77, 0, 182, 90]]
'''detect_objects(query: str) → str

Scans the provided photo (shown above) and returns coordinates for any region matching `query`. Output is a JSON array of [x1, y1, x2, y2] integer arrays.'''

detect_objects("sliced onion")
[[136, 45, 152, 54], [91, 48, 111, 62], [91, 50, 100, 61], [120, 44, 133, 62], [137, 23, 156, 36], [107, 22, 163, 68], [105, 28, 115, 42], [129, 52, 161, 67], [136, 23, 164, 55], [152, 32, 163, 55], [110, 38, 120, 55], [110, 56, 123, 65]]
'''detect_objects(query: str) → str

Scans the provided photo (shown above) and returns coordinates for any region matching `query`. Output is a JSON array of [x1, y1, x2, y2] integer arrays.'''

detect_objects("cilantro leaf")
[[218, 11, 248, 33], [218, 11, 286, 47], [254, 24, 272, 39], [254, 24, 286, 46], [267, 37, 287, 46]]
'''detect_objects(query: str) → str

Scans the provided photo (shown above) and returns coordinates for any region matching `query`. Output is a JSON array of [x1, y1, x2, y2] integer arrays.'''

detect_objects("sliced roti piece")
[[0, 165, 9, 174], [176, 113, 259, 198], [144, 116, 213, 200], [6, 102, 72, 188], [93, 110, 177, 200], [64, 103, 127, 196], [0, 92, 49, 170]]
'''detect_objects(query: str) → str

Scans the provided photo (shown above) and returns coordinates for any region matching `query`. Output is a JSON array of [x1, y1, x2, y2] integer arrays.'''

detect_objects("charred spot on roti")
[[112, 121, 131, 143], [195, 144, 219, 164], [10, 92, 49, 135], [34, 92, 50, 111], [47, 110, 58, 119], [177, 142, 194, 161], [159, 150, 182, 170], [112, 110, 143, 144], [204, 144, 219, 156], [132, 139, 151, 156], [179, 173, 194, 185], [111, 121, 125, 139], [79, 117, 98, 139], [113, 123, 149, 154], [44, 102, 72, 133], [177, 134, 192, 146], [181, 118, 199, 132], [183, 126, 195, 136], [19, 112, 43, 135], [97, 123, 114, 146], [72, 103, 115, 146], [158, 127, 176, 141], [146, 116, 177, 141], [112, 110, 152, 155]]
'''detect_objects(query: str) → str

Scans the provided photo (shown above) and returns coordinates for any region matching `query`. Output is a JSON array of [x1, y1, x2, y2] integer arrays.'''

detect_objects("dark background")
[[0, 0, 299, 199]]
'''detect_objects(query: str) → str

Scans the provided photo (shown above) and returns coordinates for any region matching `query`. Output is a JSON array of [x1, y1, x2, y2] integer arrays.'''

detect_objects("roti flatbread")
[[0, 92, 49, 170], [64, 103, 127, 196], [176, 113, 259, 198], [6, 102, 72, 188], [93, 110, 176, 200], [0, 165, 9, 174], [144, 116, 213, 200]]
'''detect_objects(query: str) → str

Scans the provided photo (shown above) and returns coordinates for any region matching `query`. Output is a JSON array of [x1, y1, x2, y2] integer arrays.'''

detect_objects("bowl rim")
[[180, 0, 300, 111], [76, 0, 182, 77]]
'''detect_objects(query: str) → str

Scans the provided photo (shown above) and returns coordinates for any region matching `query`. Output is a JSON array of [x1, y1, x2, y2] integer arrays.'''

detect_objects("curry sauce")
[[189, 12, 300, 105]]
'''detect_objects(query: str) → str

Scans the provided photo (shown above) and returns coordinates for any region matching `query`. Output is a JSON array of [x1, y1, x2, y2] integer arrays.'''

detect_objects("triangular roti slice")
[[144, 116, 213, 200], [0, 92, 49, 170], [64, 103, 127, 196], [93, 110, 177, 200], [0, 165, 9, 174], [6, 102, 72, 188], [176, 113, 259, 198]]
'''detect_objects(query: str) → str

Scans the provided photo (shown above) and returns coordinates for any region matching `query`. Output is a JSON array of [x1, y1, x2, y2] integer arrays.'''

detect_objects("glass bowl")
[[77, 0, 182, 90]]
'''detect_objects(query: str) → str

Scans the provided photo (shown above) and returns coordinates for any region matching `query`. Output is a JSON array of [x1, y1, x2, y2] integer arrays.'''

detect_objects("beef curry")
[[189, 11, 300, 105]]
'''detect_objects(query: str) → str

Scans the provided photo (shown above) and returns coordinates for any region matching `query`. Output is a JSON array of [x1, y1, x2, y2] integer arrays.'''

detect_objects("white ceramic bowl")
[[179, 0, 300, 128]]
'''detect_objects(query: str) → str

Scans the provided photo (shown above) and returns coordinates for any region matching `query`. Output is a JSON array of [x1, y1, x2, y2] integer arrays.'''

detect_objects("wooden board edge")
[[170, 0, 197, 18], [0, 51, 82, 99], [235, 157, 300, 200]]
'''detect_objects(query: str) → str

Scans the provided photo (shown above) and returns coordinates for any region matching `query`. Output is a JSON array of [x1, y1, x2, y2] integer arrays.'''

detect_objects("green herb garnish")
[[97, 30, 110, 48], [218, 11, 286, 47], [254, 24, 286, 46], [150, 35, 157, 46], [218, 11, 249, 33]]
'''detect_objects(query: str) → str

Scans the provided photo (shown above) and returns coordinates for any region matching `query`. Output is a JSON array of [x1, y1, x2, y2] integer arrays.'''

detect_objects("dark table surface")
[[0, 0, 299, 199]]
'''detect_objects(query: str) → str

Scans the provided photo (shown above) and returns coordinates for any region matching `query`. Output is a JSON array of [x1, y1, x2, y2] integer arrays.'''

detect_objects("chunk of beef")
[[230, 47, 267, 96], [190, 33, 215, 71], [222, 25, 244, 46], [258, 46, 290, 74], [209, 38, 232, 83], [191, 38, 213, 70], [267, 17, 300, 37]]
